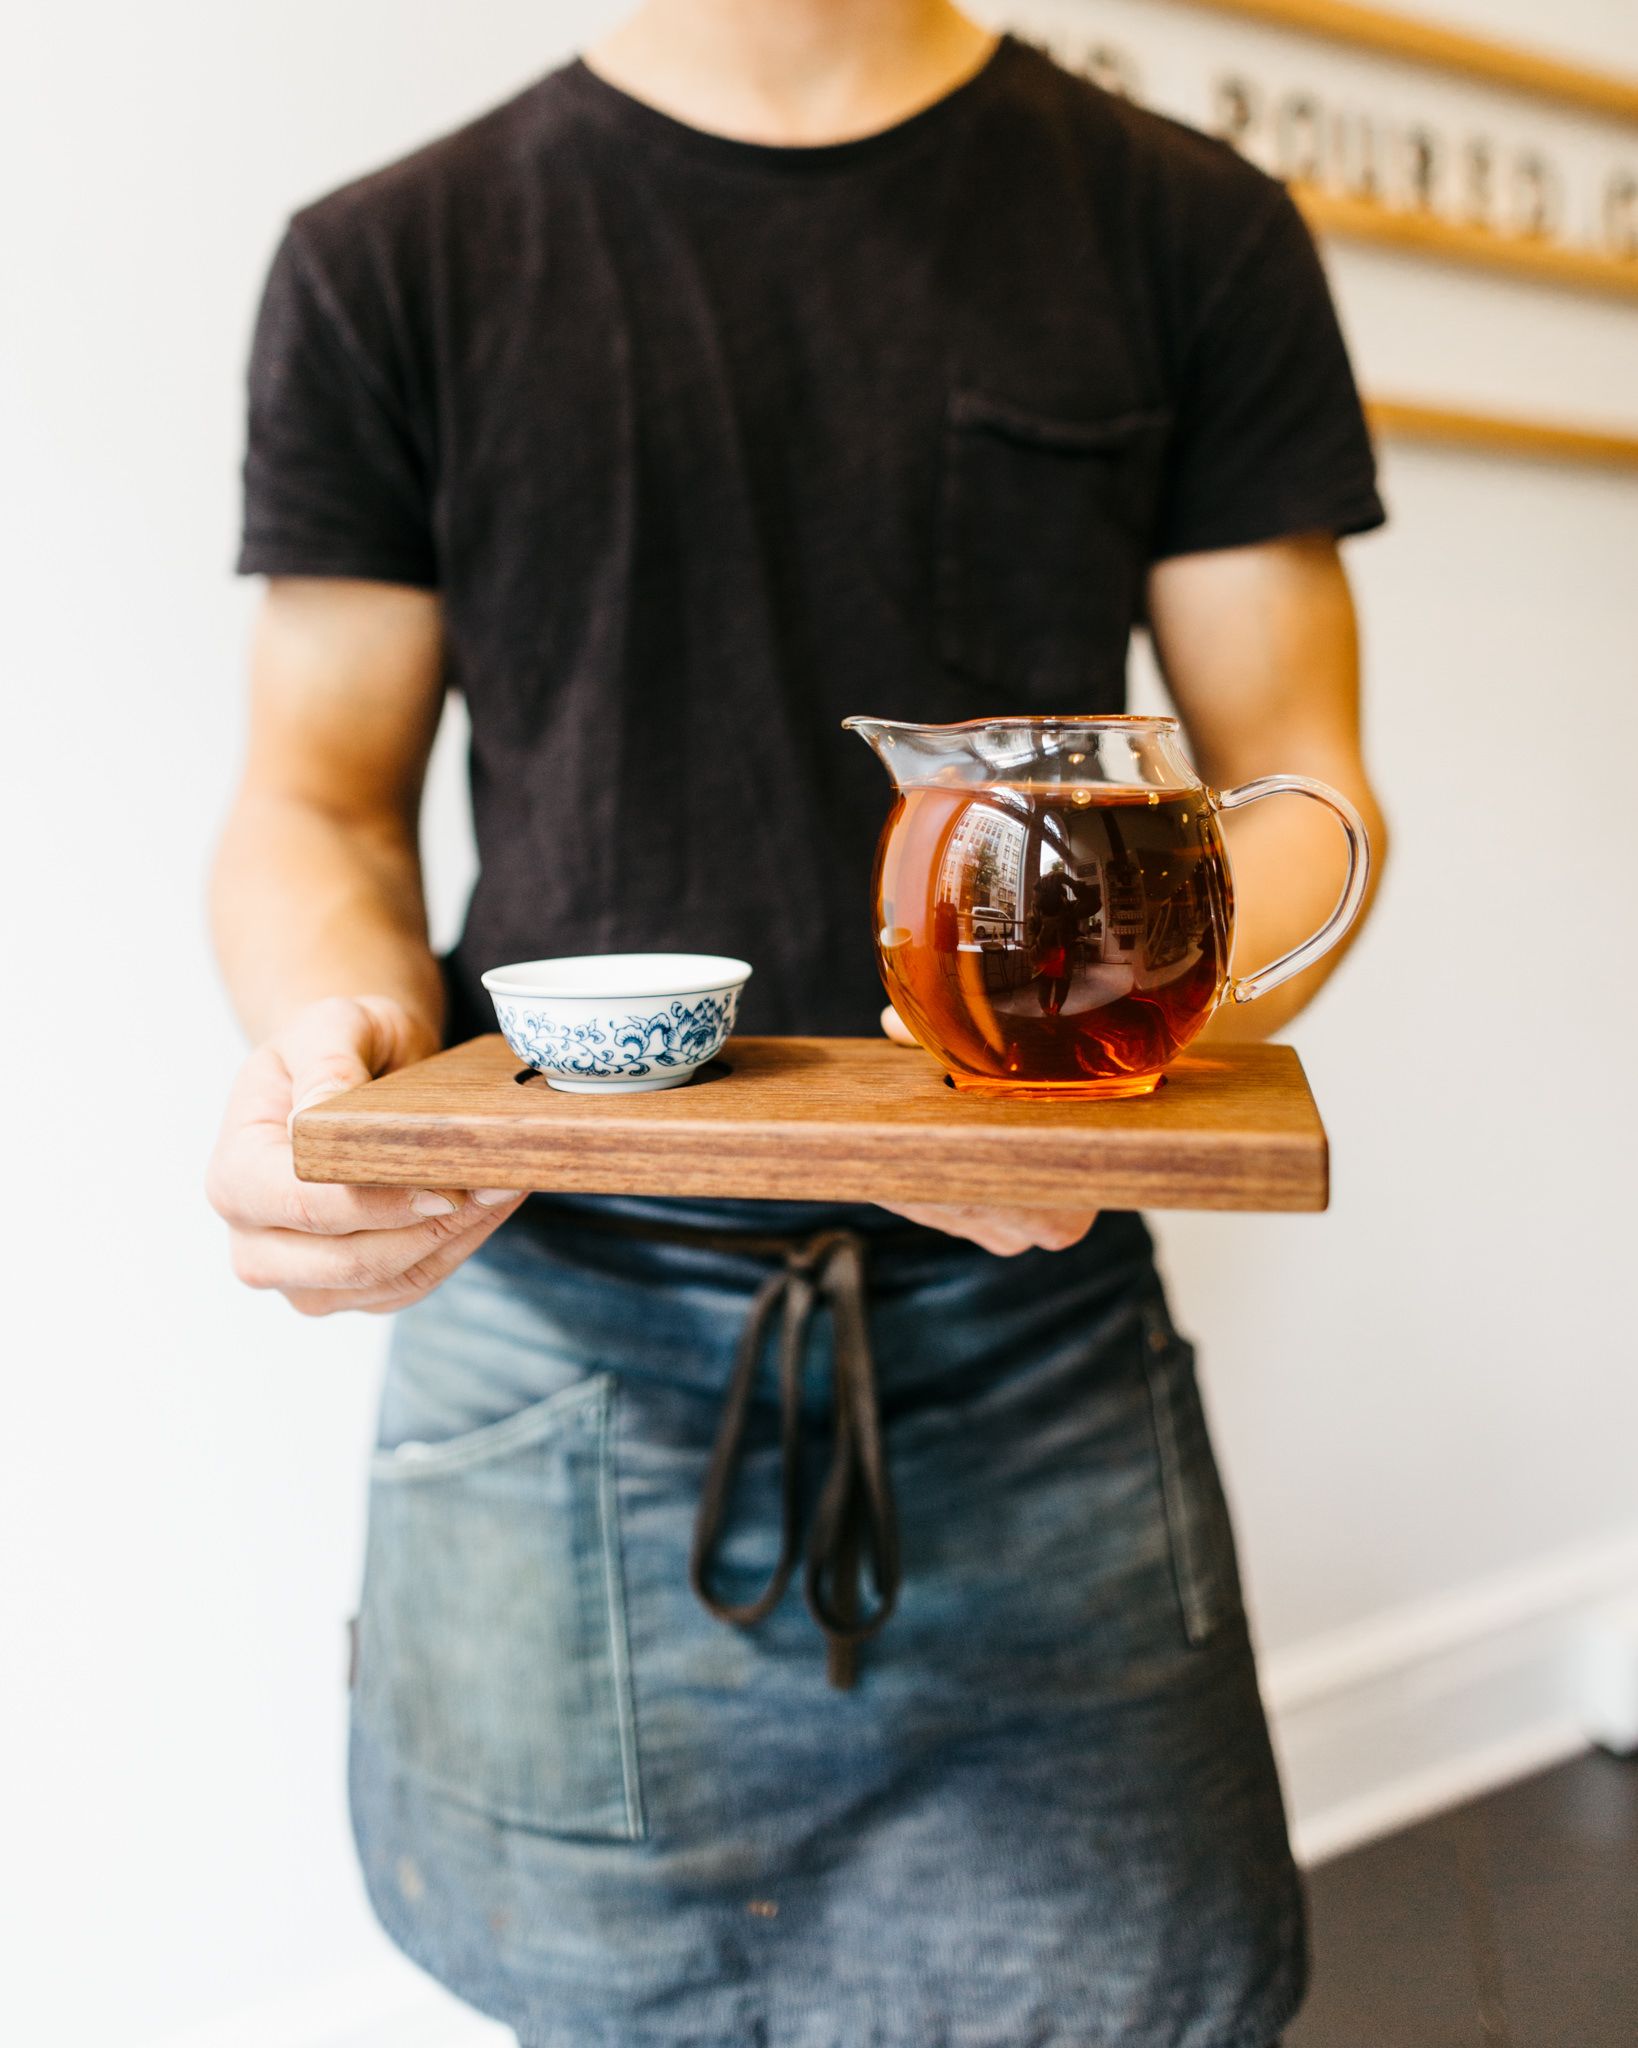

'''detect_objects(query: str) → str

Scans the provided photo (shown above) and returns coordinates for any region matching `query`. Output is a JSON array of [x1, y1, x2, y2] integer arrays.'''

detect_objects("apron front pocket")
[[355, 1373, 646, 1839], [936, 390, 1171, 699]]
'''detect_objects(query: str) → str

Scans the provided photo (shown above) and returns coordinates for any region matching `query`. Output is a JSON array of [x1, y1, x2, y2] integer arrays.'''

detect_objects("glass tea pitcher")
[[844, 713, 1370, 1099]]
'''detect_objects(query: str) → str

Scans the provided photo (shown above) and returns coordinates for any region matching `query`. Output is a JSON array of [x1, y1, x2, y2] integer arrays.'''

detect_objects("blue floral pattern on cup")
[[495, 992, 739, 1080]]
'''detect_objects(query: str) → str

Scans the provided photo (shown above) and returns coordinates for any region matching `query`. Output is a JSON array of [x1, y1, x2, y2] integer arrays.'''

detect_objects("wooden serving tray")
[[292, 1035, 1328, 1213]]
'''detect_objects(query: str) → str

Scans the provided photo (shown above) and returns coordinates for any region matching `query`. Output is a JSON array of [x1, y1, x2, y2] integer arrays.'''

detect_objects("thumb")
[[880, 1003, 919, 1048], [278, 995, 421, 1130]]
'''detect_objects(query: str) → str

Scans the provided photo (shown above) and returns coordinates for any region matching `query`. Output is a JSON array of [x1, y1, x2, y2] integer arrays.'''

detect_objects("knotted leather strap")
[[548, 1209, 905, 1688]]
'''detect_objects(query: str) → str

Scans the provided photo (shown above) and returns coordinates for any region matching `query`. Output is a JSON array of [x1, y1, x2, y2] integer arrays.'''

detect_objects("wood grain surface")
[[291, 1035, 1330, 1213]]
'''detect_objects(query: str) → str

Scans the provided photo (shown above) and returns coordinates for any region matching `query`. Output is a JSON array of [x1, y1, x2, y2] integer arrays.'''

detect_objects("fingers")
[[229, 1198, 495, 1294], [880, 1003, 919, 1047], [875, 1201, 1098, 1256], [212, 1127, 469, 1234], [1008, 1208, 1098, 1252], [281, 1194, 527, 1317]]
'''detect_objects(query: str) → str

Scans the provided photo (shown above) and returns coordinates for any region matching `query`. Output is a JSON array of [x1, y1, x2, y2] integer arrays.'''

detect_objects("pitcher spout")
[[841, 714, 940, 787], [840, 715, 894, 761]]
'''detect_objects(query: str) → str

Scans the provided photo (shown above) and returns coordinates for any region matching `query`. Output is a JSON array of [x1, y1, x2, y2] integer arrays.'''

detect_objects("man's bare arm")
[[211, 577, 448, 1050], [1145, 533, 1389, 1042], [207, 579, 523, 1316]]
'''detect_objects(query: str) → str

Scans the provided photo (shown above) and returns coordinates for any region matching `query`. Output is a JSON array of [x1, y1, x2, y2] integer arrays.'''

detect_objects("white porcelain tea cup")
[[481, 953, 753, 1093]]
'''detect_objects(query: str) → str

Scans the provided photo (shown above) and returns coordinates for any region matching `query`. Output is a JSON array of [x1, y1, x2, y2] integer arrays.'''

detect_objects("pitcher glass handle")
[[1212, 776, 1371, 1005]]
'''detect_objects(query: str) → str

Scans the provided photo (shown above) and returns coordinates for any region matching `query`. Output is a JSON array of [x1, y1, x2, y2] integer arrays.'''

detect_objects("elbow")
[[1344, 783, 1389, 952]]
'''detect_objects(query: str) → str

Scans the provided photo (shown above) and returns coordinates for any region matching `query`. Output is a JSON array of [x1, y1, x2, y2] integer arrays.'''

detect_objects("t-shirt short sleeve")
[[1152, 183, 1386, 560], [237, 221, 438, 587]]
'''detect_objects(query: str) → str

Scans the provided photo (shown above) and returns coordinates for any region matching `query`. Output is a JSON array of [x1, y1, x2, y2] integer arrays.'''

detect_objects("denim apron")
[[348, 1194, 1305, 2047]]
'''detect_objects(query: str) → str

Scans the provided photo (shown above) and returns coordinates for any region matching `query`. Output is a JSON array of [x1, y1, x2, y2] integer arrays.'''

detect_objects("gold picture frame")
[[1172, 0, 1638, 123], [1160, 0, 1638, 469]]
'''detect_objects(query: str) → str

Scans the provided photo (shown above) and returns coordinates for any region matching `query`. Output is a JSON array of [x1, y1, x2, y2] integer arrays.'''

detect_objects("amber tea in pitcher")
[[882, 782, 1233, 1091], [845, 715, 1369, 1099]]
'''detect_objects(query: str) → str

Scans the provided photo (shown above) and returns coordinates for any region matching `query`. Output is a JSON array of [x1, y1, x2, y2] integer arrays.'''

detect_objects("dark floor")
[[1286, 1749, 1638, 2047]]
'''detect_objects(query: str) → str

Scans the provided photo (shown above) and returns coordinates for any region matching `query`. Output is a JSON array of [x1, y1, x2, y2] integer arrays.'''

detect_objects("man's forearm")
[[210, 789, 445, 1050], [1146, 536, 1387, 1046]]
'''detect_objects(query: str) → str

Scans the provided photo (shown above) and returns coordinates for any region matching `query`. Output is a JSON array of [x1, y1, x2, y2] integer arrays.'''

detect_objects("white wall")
[[3, 4, 1635, 2045]]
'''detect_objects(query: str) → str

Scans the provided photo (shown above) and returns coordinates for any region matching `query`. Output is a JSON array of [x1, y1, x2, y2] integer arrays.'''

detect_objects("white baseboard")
[[1263, 1524, 1638, 1865], [156, 1526, 1638, 2048]]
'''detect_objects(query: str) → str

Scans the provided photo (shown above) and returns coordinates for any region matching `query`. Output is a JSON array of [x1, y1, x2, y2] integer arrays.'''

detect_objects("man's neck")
[[583, 0, 998, 146]]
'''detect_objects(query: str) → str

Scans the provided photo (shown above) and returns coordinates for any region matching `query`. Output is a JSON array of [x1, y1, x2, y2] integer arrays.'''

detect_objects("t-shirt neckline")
[[563, 32, 1020, 174]]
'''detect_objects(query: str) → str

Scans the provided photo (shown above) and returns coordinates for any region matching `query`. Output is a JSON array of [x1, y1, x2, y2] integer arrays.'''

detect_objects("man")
[[208, 3, 1387, 2042]]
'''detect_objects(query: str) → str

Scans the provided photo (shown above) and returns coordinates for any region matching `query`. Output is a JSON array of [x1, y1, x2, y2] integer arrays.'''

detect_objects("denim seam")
[[597, 1376, 647, 1840], [369, 1373, 606, 1480], [1142, 1315, 1213, 1647], [353, 1748, 634, 1841]]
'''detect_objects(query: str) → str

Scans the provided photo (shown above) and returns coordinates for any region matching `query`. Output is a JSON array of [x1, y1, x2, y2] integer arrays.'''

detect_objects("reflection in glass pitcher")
[[1025, 868, 1083, 1016], [881, 778, 1229, 1092]]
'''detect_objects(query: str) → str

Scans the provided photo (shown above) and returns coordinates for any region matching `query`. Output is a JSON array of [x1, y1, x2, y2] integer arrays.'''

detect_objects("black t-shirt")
[[238, 33, 1385, 1042]]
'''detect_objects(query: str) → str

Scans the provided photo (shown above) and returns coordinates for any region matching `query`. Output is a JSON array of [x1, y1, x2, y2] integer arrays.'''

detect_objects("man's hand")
[[206, 994, 524, 1316], [873, 1004, 1097, 1256]]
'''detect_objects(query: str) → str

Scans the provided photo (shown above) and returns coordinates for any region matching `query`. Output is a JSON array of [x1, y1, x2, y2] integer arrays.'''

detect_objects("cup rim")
[[481, 951, 754, 1000]]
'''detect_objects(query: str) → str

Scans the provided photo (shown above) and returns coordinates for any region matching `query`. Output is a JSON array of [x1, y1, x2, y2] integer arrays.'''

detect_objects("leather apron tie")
[[550, 1208, 907, 1688]]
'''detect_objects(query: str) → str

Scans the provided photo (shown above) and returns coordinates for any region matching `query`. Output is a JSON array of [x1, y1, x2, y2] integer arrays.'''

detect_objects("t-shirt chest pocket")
[[935, 390, 1173, 701]]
